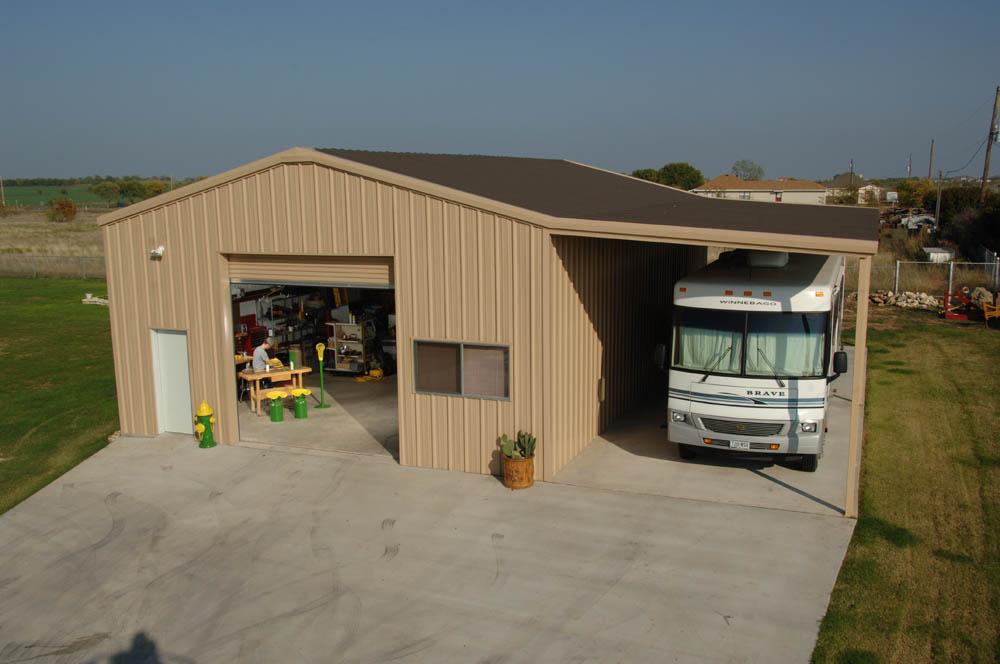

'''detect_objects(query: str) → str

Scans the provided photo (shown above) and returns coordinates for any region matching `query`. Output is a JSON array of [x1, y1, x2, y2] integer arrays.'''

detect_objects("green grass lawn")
[[3, 184, 107, 208], [814, 306, 1000, 662], [0, 278, 118, 513]]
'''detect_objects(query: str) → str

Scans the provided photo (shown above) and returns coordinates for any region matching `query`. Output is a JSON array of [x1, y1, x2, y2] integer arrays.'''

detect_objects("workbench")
[[238, 367, 313, 416]]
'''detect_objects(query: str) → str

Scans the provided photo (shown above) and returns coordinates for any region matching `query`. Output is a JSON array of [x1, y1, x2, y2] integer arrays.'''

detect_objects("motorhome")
[[661, 250, 847, 472]]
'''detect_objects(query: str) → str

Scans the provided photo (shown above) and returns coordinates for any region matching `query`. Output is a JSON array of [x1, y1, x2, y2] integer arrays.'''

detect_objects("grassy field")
[[0, 278, 118, 514], [813, 305, 1000, 662], [3, 184, 108, 208], [0, 210, 105, 256]]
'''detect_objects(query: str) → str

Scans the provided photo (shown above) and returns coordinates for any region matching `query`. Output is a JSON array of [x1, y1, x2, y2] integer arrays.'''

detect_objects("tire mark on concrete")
[[0, 631, 110, 663], [565, 539, 643, 622], [190, 576, 359, 656], [491, 532, 505, 585], [48, 492, 124, 568], [377, 635, 437, 661], [380, 518, 398, 561]]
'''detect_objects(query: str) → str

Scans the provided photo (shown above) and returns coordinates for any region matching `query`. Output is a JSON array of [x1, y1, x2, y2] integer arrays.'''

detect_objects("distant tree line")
[[927, 186, 1000, 256], [2, 175, 172, 187], [1, 175, 206, 208], [631, 162, 705, 190]]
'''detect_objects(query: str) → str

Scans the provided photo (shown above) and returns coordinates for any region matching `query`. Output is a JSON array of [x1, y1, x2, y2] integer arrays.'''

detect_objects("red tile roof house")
[[692, 174, 828, 205]]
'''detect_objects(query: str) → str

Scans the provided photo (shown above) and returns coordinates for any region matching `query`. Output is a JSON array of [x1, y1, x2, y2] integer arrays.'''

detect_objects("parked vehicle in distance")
[[657, 250, 848, 472], [900, 208, 936, 231]]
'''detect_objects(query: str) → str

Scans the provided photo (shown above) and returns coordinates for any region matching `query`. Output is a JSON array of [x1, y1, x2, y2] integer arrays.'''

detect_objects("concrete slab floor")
[[238, 373, 398, 460], [0, 435, 853, 663], [554, 349, 855, 517]]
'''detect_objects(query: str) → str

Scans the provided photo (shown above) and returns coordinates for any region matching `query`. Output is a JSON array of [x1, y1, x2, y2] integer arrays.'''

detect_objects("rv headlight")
[[800, 421, 818, 433], [671, 411, 688, 423]]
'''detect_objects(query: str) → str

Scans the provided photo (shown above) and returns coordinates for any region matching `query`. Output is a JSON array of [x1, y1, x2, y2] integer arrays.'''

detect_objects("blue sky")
[[2, 0, 998, 180]]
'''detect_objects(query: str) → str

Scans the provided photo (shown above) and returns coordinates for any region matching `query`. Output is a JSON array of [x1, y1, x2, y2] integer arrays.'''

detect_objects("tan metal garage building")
[[100, 147, 878, 516]]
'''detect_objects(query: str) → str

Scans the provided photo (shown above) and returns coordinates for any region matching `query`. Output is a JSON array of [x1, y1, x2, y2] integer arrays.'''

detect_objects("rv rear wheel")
[[678, 444, 697, 461], [798, 454, 819, 472]]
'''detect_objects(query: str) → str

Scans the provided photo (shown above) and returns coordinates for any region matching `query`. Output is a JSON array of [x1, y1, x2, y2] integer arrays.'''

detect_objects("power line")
[[943, 137, 987, 175]]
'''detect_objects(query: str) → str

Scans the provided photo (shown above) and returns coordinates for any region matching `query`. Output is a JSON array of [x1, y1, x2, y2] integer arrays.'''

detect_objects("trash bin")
[[267, 390, 287, 422], [291, 388, 311, 419]]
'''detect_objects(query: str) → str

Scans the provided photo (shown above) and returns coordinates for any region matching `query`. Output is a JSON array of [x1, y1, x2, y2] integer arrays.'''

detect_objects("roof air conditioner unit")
[[747, 251, 789, 268]]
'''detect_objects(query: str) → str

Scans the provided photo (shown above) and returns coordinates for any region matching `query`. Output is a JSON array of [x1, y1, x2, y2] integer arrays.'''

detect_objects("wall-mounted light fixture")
[[149, 245, 165, 260]]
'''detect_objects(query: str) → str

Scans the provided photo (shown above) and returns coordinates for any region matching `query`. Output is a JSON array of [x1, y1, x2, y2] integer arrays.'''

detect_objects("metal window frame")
[[412, 339, 511, 401]]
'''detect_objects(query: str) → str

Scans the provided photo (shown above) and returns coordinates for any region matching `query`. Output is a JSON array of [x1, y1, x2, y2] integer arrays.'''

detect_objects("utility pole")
[[927, 139, 934, 180], [981, 85, 1000, 204], [0, 176, 5, 207], [849, 159, 855, 188], [935, 170, 943, 225], [907, 153, 912, 178]]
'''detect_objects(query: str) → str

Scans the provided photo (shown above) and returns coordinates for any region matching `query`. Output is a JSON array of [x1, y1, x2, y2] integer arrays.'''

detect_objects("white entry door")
[[151, 329, 193, 434]]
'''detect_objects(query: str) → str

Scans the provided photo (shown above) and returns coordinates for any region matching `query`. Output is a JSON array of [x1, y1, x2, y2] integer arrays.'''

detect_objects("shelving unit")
[[327, 320, 376, 373]]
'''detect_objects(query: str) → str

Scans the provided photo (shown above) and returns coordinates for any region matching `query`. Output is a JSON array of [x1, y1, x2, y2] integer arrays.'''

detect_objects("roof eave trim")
[[547, 217, 878, 257]]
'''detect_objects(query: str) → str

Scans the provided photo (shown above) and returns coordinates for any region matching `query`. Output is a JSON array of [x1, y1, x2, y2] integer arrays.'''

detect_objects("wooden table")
[[238, 367, 313, 415]]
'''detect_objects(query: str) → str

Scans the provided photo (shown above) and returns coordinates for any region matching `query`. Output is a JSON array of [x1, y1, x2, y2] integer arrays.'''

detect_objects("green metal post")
[[316, 356, 331, 409]]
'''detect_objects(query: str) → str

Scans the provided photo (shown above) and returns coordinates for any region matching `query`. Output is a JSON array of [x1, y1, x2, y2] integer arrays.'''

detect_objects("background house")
[[691, 174, 827, 205], [825, 173, 882, 205]]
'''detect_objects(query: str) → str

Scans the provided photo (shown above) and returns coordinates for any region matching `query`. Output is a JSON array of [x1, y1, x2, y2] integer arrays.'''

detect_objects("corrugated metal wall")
[[104, 162, 546, 477], [543, 236, 690, 478]]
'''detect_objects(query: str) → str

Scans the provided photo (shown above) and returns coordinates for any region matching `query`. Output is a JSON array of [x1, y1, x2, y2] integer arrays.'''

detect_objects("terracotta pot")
[[502, 455, 534, 490]]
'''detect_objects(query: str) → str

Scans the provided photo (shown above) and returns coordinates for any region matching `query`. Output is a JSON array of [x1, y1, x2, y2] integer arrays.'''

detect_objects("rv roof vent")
[[747, 251, 789, 269]]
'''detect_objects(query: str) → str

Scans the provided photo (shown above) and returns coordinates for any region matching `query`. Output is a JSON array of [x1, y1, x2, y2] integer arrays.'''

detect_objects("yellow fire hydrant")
[[194, 400, 216, 449]]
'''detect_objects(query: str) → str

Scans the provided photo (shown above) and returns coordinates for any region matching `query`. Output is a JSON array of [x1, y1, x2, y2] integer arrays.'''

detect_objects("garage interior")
[[231, 279, 399, 459], [547, 237, 853, 516]]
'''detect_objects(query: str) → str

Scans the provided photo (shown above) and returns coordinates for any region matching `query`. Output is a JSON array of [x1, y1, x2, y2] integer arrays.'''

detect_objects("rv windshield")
[[672, 308, 828, 378], [745, 312, 826, 378], [672, 308, 744, 375]]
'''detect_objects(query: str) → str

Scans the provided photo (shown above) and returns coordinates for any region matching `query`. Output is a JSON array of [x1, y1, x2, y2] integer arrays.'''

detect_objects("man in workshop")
[[252, 337, 273, 372]]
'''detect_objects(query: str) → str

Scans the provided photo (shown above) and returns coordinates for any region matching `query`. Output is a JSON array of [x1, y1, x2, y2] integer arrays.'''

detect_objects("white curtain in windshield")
[[745, 313, 825, 377], [675, 309, 743, 374]]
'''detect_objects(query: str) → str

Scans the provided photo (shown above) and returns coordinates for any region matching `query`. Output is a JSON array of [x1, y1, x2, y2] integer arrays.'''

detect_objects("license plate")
[[729, 440, 751, 450]]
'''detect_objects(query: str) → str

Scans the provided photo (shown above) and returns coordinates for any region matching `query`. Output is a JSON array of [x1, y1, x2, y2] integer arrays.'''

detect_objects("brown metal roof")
[[318, 148, 878, 242]]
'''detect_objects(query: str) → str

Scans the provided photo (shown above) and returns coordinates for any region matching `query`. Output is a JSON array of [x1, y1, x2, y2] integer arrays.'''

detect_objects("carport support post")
[[845, 256, 872, 519]]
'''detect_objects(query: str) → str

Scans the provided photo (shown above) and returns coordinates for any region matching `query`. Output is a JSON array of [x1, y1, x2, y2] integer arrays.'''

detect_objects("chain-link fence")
[[847, 260, 999, 294], [0, 255, 106, 279]]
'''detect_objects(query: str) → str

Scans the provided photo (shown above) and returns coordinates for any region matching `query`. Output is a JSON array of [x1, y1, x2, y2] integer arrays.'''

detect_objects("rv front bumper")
[[668, 415, 823, 456]]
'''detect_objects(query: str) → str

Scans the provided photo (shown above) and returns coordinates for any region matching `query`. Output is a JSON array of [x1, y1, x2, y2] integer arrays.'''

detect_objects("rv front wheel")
[[798, 454, 819, 472], [678, 444, 697, 461]]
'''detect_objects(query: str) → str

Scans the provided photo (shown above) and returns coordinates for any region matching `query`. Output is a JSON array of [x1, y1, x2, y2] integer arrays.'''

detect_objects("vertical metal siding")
[[105, 162, 545, 478], [543, 235, 691, 479]]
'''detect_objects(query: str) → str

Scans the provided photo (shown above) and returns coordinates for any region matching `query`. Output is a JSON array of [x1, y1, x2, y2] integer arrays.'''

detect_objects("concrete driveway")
[[0, 436, 853, 663], [554, 351, 855, 516]]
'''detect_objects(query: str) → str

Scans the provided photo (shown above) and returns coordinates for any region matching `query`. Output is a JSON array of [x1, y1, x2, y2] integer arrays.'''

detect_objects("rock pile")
[[868, 290, 941, 310]]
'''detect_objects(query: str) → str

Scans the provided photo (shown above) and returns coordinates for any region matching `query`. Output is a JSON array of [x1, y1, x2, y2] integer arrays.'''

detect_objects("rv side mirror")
[[653, 344, 667, 371], [832, 351, 848, 375]]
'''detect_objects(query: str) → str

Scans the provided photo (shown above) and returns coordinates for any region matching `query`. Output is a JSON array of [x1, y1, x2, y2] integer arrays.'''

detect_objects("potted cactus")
[[498, 430, 536, 490]]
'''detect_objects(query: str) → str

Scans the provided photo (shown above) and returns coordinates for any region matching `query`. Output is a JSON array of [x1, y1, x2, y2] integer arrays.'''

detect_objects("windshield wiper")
[[698, 345, 733, 383], [755, 347, 786, 388]]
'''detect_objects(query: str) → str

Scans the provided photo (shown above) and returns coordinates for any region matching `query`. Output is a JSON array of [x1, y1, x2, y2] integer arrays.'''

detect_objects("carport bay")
[[545, 235, 862, 517]]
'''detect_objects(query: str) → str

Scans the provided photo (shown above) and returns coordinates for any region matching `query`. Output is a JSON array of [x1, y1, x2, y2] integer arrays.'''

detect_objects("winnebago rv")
[[660, 251, 848, 472]]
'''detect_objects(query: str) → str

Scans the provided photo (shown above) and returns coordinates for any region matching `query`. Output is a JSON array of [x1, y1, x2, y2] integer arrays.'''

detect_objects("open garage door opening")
[[549, 240, 854, 516], [229, 255, 399, 460]]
